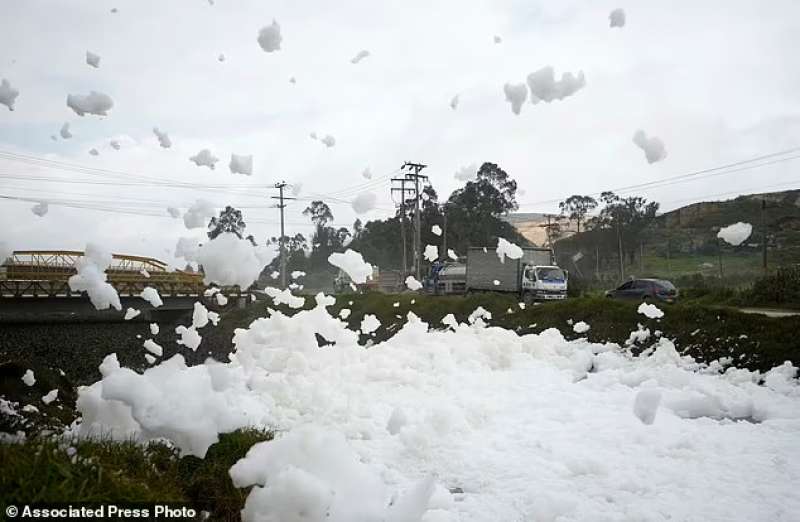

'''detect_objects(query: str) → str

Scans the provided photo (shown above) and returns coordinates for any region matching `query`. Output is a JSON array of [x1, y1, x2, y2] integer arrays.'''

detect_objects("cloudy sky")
[[1, 0, 799, 263]]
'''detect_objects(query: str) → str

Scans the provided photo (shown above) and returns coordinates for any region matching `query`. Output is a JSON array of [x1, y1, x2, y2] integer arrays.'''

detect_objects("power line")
[[516, 147, 800, 208]]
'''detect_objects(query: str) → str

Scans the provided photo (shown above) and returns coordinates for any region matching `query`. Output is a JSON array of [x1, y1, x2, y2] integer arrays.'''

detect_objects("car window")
[[656, 280, 676, 291], [618, 281, 633, 290], [633, 280, 650, 289]]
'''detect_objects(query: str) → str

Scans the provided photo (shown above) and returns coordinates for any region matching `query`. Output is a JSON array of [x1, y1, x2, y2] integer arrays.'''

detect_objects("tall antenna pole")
[[271, 182, 295, 289]]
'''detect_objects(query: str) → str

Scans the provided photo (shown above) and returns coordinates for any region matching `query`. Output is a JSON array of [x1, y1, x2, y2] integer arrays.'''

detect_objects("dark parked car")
[[605, 278, 678, 303]]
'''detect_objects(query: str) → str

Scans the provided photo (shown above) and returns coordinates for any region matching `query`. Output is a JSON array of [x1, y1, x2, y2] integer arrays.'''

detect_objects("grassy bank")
[[0, 428, 272, 521]]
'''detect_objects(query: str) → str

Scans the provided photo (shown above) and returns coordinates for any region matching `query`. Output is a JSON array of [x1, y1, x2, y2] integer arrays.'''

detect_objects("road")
[[737, 307, 800, 318]]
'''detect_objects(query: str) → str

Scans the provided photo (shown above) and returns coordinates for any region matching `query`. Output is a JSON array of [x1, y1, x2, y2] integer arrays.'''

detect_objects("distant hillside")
[[527, 189, 800, 283], [504, 213, 575, 247], [652, 189, 800, 256]]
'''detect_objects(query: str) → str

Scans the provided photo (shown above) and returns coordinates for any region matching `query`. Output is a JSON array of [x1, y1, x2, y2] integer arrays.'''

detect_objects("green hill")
[[553, 189, 800, 287]]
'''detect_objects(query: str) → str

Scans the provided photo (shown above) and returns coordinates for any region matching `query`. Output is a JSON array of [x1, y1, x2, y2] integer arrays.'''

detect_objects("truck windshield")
[[536, 267, 566, 281]]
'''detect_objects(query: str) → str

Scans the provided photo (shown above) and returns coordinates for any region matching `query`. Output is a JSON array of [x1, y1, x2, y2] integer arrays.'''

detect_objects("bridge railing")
[[0, 250, 250, 299]]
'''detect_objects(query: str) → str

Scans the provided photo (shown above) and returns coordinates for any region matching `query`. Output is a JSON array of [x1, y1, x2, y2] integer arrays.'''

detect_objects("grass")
[[639, 252, 763, 278], [0, 428, 273, 521]]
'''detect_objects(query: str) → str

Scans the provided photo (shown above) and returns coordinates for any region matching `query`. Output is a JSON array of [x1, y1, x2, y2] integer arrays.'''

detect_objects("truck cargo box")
[[465, 247, 554, 293]]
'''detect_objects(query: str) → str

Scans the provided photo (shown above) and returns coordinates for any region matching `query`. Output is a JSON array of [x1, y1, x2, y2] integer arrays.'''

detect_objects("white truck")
[[465, 246, 568, 304]]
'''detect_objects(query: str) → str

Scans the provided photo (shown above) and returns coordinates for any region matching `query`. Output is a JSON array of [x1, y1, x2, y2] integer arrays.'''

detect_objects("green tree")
[[559, 195, 598, 233], [595, 191, 659, 265], [265, 233, 308, 273], [303, 201, 351, 270], [444, 162, 526, 252], [207, 206, 247, 240]]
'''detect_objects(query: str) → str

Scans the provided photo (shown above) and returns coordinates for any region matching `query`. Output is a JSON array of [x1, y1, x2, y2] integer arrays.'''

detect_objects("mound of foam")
[[73, 302, 800, 520]]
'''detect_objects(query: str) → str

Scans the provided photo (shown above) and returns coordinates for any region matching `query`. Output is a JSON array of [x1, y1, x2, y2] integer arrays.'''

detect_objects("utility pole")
[[761, 198, 768, 275], [537, 213, 565, 254], [271, 181, 295, 289], [616, 217, 624, 281], [401, 162, 428, 280], [441, 204, 448, 260], [595, 244, 600, 280], [391, 177, 415, 278]]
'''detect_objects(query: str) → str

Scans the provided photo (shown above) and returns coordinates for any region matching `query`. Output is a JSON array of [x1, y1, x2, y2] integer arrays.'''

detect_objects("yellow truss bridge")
[[0, 250, 243, 298]]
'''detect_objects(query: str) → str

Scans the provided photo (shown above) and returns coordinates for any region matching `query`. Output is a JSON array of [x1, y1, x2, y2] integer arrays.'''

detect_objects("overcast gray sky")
[[1, 0, 799, 263]]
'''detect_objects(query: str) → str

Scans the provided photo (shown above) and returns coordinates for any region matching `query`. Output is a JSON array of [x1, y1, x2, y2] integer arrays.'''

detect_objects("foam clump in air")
[[68, 243, 121, 311], [321, 135, 336, 148], [424, 244, 439, 262], [143, 339, 163, 357], [526, 66, 586, 104], [60, 122, 72, 139], [405, 276, 422, 291], [454, 164, 477, 181], [329, 249, 373, 284], [496, 238, 523, 262], [632, 130, 667, 164], [140, 287, 163, 307], [352, 192, 377, 214], [195, 233, 266, 289], [229, 154, 253, 175], [124, 308, 140, 320], [717, 222, 752, 246], [31, 202, 49, 217], [0, 78, 19, 110], [175, 237, 201, 261], [431, 225, 442, 236], [153, 127, 172, 148], [42, 390, 58, 405], [258, 20, 282, 52], [176, 325, 202, 350], [351, 50, 370, 64], [86, 51, 101, 68], [638, 302, 664, 319], [189, 149, 219, 169], [450, 94, 459, 110], [503, 83, 527, 115], [183, 200, 215, 229], [67, 91, 114, 116], [22, 370, 35, 386], [609, 8, 626, 28]]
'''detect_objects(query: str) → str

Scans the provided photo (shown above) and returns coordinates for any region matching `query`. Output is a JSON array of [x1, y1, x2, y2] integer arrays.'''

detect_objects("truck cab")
[[522, 265, 568, 303]]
